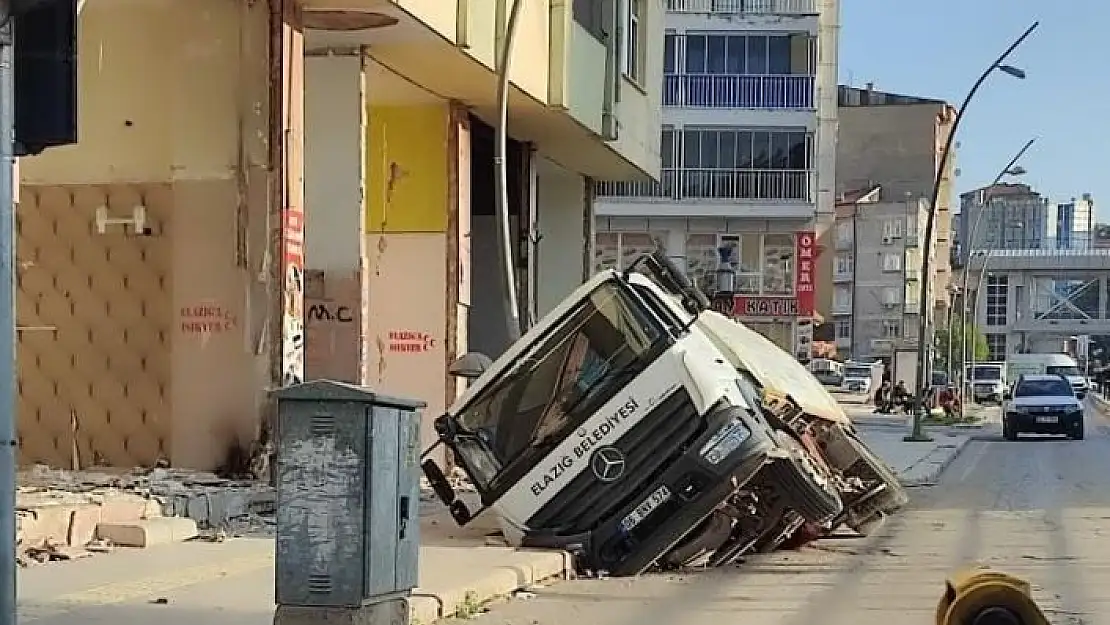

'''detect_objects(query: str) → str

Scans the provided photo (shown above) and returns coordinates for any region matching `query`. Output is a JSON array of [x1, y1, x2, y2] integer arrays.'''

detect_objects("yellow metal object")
[[937, 566, 1051, 625]]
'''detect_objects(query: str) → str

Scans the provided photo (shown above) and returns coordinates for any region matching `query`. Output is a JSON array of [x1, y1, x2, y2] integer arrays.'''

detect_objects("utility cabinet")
[[272, 380, 425, 608]]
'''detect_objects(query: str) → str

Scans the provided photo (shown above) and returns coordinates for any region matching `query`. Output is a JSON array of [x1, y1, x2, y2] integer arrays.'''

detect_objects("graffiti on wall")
[[281, 205, 305, 386], [387, 330, 437, 353], [307, 304, 353, 323], [179, 302, 237, 335]]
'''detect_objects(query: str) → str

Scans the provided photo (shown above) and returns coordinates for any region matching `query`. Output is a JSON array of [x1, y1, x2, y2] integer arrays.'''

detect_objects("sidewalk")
[[18, 502, 569, 625], [846, 404, 999, 486]]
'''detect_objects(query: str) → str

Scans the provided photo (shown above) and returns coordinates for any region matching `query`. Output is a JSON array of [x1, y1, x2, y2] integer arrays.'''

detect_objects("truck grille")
[[525, 389, 703, 535]]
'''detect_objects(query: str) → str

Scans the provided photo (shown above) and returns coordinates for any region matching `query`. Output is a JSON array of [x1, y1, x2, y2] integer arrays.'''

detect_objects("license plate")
[[620, 485, 672, 533], [1035, 415, 1058, 424]]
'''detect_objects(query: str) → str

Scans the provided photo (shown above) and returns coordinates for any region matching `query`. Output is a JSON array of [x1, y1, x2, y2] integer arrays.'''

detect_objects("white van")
[[1006, 353, 1088, 398]]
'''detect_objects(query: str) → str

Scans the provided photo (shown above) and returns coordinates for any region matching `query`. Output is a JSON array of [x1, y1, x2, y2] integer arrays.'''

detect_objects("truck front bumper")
[[520, 404, 776, 576]]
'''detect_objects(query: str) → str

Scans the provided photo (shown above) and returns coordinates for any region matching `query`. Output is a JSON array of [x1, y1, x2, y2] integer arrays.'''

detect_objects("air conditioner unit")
[[882, 236, 893, 245]]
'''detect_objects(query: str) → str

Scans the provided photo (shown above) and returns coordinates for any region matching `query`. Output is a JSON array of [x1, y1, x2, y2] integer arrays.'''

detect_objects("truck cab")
[[421, 252, 842, 576], [967, 363, 1007, 404]]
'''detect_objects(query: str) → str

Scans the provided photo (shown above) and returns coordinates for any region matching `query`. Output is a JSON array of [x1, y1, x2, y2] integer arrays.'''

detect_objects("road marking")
[[957, 440, 990, 483], [22, 551, 274, 621]]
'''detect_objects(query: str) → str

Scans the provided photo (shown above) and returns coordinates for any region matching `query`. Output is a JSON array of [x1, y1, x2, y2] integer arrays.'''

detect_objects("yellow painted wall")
[[366, 104, 450, 233]]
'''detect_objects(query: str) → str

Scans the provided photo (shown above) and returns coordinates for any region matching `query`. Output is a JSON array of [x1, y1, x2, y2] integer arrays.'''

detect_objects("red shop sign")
[[795, 231, 816, 317], [732, 296, 799, 318]]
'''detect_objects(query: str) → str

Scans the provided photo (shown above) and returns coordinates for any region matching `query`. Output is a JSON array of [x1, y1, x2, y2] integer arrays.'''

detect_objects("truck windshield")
[[1047, 365, 1081, 377], [971, 367, 1001, 381], [452, 280, 668, 492]]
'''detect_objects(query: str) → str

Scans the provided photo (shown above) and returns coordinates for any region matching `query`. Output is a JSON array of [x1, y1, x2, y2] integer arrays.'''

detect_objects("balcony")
[[904, 301, 920, 315], [595, 168, 812, 202], [832, 301, 852, 315], [833, 269, 853, 282], [663, 74, 814, 109], [665, 0, 818, 15], [835, 237, 853, 251]]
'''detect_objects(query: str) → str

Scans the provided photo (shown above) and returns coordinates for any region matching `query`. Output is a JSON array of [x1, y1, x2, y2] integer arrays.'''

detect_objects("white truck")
[[1006, 353, 1088, 399], [967, 362, 1007, 404], [421, 252, 843, 575]]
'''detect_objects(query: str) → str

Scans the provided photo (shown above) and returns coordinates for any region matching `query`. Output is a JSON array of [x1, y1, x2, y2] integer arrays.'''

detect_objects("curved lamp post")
[[495, 0, 526, 341], [956, 139, 1035, 419], [907, 21, 1039, 442]]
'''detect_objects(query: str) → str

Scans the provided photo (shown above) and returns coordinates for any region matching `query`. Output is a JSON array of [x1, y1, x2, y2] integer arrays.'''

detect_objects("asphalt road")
[[446, 402, 1110, 625]]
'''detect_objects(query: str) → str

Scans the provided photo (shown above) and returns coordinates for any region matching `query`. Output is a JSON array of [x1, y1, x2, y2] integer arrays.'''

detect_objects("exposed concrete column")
[[303, 52, 367, 384], [363, 98, 469, 452]]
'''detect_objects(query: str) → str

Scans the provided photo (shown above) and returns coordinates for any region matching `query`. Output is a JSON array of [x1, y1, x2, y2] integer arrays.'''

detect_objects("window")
[[834, 253, 853, 274], [681, 128, 810, 170], [985, 275, 1008, 326], [882, 320, 901, 338], [881, 253, 902, 272], [985, 333, 1006, 361], [594, 232, 665, 273], [762, 233, 794, 295], [882, 287, 900, 305], [453, 280, 668, 489], [686, 232, 761, 295], [681, 34, 797, 76], [663, 32, 677, 75], [835, 220, 853, 248], [622, 0, 645, 82], [835, 320, 851, 339], [834, 285, 852, 311], [882, 218, 904, 239]]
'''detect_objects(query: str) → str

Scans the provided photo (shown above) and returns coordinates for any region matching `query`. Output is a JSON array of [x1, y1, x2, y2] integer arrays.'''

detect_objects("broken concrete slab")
[[96, 517, 199, 548]]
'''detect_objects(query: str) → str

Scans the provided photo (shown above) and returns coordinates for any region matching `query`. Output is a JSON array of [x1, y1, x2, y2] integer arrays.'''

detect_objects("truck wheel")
[[1072, 420, 1085, 441], [769, 432, 843, 525], [1004, 420, 1018, 441]]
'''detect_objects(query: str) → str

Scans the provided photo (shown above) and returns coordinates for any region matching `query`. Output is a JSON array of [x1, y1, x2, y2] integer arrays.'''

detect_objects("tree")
[[935, 323, 989, 376]]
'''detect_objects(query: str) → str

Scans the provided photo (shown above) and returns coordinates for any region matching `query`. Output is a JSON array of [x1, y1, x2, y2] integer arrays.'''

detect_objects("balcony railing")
[[833, 270, 853, 282], [664, 74, 814, 109], [835, 237, 853, 251], [665, 0, 817, 15], [832, 301, 852, 315], [595, 169, 812, 202]]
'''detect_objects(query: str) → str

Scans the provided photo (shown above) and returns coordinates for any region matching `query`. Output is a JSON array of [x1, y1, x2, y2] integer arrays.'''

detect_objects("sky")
[[838, 1, 1109, 221]]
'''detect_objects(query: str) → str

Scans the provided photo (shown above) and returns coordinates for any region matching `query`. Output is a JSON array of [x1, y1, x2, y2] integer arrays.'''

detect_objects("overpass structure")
[[965, 249, 1110, 357]]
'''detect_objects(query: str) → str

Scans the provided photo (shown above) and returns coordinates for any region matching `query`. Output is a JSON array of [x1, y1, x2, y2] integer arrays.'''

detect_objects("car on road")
[[1003, 373, 1085, 441]]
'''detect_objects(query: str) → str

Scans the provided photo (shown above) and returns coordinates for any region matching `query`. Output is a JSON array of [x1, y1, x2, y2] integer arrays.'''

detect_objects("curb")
[[409, 549, 573, 624], [899, 435, 974, 486], [1091, 393, 1110, 415]]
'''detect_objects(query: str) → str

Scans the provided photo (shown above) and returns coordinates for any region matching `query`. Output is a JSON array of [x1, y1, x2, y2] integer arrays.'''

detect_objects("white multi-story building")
[[593, 0, 840, 355]]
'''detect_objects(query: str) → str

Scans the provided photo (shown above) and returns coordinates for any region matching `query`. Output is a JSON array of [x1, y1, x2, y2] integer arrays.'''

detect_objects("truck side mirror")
[[448, 352, 492, 379]]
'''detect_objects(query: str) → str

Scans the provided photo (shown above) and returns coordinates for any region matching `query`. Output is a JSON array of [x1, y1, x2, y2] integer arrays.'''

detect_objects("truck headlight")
[[699, 418, 751, 465]]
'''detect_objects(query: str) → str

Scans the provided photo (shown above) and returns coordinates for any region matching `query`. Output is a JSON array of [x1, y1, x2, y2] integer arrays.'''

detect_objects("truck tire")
[[768, 432, 843, 525]]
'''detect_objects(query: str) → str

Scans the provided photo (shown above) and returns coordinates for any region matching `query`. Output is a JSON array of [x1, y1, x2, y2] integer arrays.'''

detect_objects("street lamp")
[[908, 21, 1039, 442], [956, 139, 1035, 418]]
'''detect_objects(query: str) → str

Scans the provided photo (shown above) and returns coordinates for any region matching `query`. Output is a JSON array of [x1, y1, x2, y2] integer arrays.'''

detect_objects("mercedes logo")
[[590, 446, 626, 483]]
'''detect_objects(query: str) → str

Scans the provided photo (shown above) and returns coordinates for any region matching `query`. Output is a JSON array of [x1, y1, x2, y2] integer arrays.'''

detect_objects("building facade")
[[825, 85, 956, 331], [593, 0, 840, 356], [16, 0, 665, 470], [957, 183, 1051, 264], [831, 189, 934, 360], [1048, 194, 1095, 250]]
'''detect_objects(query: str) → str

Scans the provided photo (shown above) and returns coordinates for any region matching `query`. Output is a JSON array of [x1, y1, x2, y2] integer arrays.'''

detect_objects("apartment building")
[[957, 183, 1051, 263], [831, 187, 934, 360], [593, 0, 840, 356], [823, 85, 956, 330]]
